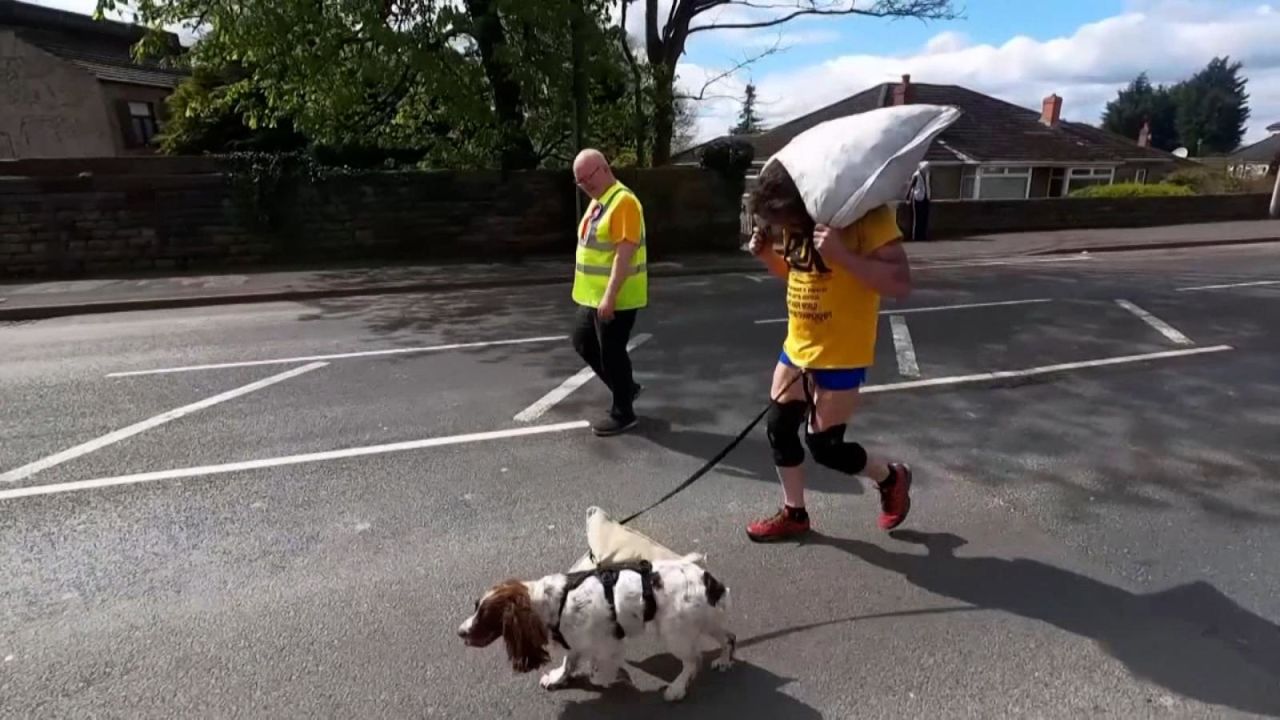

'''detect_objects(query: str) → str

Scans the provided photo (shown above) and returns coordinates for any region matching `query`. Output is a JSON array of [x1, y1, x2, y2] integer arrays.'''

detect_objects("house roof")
[[675, 81, 1179, 166], [32, 43, 187, 88], [1229, 132, 1280, 164], [1, 0, 187, 89]]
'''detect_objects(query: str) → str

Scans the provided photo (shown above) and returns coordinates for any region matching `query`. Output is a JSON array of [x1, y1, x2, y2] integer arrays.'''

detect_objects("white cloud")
[[923, 31, 969, 54], [744, 28, 842, 49], [681, 1, 1280, 149]]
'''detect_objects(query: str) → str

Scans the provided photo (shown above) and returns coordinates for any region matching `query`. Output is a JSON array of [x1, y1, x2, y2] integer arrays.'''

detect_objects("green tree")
[[673, 96, 699, 154], [157, 61, 307, 155], [1101, 73, 1180, 152], [637, 0, 955, 165], [1174, 56, 1250, 156], [100, 0, 649, 169], [731, 83, 765, 135]]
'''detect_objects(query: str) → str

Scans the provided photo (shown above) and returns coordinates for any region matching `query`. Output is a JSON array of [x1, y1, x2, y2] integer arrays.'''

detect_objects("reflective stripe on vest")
[[571, 182, 648, 310]]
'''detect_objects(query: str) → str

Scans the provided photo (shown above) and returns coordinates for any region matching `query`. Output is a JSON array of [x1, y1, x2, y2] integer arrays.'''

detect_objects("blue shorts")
[[779, 351, 868, 391]]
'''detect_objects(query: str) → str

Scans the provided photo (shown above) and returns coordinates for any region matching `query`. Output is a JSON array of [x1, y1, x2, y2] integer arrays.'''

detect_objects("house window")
[[128, 102, 159, 146], [1049, 168, 1066, 197], [1135, 168, 1148, 184], [960, 166, 977, 199], [117, 100, 159, 148], [1064, 167, 1114, 195], [975, 166, 1031, 200]]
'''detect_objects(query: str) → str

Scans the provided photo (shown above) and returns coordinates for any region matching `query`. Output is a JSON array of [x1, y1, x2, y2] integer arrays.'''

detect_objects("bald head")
[[573, 148, 615, 199]]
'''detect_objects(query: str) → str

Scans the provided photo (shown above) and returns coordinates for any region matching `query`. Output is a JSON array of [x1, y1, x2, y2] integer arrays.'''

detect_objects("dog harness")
[[549, 560, 659, 650]]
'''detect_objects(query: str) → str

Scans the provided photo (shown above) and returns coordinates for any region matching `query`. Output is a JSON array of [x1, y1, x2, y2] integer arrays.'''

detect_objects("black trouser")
[[571, 305, 638, 420], [911, 198, 930, 242]]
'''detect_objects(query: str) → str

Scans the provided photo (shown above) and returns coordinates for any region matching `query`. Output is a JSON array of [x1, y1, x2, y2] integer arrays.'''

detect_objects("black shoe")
[[592, 414, 638, 437]]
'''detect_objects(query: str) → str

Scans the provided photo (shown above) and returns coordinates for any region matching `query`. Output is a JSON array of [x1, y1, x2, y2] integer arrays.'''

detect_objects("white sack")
[[567, 506, 694, 572], [768, 103, 963, 228]]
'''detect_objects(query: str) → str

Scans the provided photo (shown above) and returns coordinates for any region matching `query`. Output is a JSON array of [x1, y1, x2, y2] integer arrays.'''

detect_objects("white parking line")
[[754, 297, 1053, 324], [106, 336, 565, 377], [0, 362, 328, 484], [916, 255, 1094, 270], [514, 333, 653, 422], [0, 420, 589, 501], [0, 345, 1236, 501], [1114, 299, 1194, 345], [889, 316, 920, 378], [1176, 279, 1280, 292], [861, 345, 1231, 394], [885, 298, 1055, 315]]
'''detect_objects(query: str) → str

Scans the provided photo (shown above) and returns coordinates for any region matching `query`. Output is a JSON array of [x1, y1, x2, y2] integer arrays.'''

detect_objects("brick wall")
[[898, 193, 1272, 240], [0, 164, 744, 278]]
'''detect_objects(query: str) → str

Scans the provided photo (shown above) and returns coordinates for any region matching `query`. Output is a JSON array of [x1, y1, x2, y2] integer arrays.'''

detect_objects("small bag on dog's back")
[[768, 103, 962, 228], [568, 506, 688, 572]]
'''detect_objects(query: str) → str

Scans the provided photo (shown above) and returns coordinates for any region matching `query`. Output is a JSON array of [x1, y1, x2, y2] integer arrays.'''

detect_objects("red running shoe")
[[877, 463, 912, 530], [746, 507, 811, 543]]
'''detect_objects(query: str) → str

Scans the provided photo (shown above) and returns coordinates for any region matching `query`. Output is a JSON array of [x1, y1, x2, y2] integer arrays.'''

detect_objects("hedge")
[[1069, 182, 1194, 198]]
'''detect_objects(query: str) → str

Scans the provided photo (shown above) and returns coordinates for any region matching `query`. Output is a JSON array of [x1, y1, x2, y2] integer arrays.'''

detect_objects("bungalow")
[[1226, 122, 1280, 179], [676, 75, 1184, 201]]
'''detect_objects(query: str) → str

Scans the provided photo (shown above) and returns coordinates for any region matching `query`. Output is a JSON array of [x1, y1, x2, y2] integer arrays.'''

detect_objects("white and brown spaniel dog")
[[457, 554, 735, 702]]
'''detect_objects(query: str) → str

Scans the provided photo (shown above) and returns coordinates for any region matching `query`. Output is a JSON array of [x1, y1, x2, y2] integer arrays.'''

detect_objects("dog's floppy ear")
[[499, 586, 550, 673]]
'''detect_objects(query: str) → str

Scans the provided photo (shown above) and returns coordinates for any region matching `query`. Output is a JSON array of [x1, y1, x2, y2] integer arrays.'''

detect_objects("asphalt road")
[[2, 243, 1280, 719]]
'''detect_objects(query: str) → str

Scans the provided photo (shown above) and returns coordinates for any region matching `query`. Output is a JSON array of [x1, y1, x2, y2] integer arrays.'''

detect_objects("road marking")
[[0, 421, 589, 502], [861, 345, 1231, 394], [1176, 279, 1280, 292], [514, 333, 653, 422], [916, 255, 1094, 270], [889, 316, 920, 378], [754, 297, 1053, 324], [884, 298, 1054, 315], [106, 336, 565, 377], [740, 274, 767, 283], [0, 362, 328, 484], [1114, 299, 1193, 345]]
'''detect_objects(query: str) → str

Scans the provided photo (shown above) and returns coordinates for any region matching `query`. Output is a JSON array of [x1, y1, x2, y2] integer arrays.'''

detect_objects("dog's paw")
[[712, 656, 733, 672], [663, 684, 688, 702], [540, 671, 568, 691]]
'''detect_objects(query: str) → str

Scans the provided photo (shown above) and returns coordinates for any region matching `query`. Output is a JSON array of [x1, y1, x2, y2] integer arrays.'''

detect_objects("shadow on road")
[[634, 416, 868, 496], [296, 270, 1280, 527], [557, 657, 822, 719], [813, 529, 1280, 717]]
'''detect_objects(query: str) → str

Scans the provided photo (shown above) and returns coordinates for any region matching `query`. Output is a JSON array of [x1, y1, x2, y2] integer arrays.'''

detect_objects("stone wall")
[[898, 193, 1273, 240], [0, 164, 744, 278], [2, 157, 1272, 279]]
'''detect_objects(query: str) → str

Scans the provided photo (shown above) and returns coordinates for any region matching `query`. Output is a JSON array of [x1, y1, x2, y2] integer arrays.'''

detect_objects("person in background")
[[906, 161, 931, 242], [569, 149, 647, 437], [743, 160, 914, 542]]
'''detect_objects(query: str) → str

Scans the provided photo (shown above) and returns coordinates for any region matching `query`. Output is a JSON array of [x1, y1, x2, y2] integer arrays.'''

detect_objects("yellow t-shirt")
[[579, 189, 642, 245], [781, 204, 902, 369], [608, 194, 642, 244]]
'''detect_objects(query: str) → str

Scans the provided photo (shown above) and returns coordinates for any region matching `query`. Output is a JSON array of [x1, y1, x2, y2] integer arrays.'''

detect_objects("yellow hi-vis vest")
[[572, 182, 648, 310]]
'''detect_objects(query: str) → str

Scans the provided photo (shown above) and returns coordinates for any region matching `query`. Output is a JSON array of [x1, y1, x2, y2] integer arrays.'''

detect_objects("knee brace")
[[766, 400, 807, 467], [805, 424, 868, 475]]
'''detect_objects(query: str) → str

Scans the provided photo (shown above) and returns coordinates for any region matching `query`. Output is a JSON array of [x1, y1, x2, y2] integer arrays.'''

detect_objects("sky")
[[28, 0, 1280, 150]]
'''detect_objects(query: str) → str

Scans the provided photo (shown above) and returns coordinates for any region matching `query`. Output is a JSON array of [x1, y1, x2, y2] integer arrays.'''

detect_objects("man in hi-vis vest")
[[570, 149, 647, 437]]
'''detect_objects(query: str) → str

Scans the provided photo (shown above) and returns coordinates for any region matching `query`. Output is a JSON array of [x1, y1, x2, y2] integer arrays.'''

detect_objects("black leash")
[[618, 370, 808, 526]]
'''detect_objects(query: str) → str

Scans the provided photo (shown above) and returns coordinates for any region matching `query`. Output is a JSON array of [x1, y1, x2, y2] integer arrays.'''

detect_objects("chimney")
[[892, 74, 912, 106], [1137, 119, 1151, 148], [1040, 93, 1062, 127]]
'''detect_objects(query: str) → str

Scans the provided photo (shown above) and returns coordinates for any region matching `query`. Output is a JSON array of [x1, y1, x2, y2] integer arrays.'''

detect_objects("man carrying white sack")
[[741, 103, 960, 542]]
